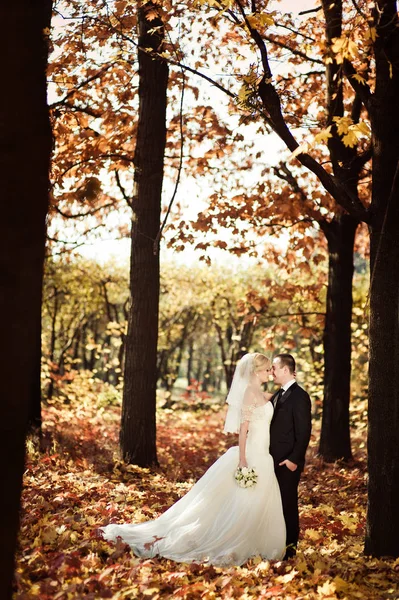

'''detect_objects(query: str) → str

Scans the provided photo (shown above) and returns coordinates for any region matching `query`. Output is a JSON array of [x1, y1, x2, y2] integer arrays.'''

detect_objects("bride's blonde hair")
[[252, 353, 270, 373], [236, 353, 270, 377]]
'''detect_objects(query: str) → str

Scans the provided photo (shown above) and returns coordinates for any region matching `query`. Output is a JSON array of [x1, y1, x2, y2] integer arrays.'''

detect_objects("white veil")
[[223, 353, 256, 434]]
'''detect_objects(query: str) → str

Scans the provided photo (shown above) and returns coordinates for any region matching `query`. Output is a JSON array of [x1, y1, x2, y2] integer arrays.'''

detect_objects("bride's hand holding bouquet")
[[234, 464, 258, 488]]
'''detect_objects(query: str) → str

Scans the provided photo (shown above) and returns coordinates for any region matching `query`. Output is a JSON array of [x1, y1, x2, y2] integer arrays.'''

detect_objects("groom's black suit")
[[269, 382, 312, 558]]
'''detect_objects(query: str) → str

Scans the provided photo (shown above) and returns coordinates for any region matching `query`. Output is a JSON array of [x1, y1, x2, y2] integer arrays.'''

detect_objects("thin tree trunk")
[[27, 321, 43, 436], [319, 214, 358, 461], [202, 359, 211, 392], [82, 322, 89, 370], [88, 322, 99, 371], [47, 288, 59, 400], [187, 340, 194, 386], [120, 2, 168, 466], [0, 1, 52, 596]]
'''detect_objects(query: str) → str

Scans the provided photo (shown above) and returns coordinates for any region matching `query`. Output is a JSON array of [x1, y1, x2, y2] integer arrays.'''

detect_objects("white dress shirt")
[[281, 378, 296, 393]]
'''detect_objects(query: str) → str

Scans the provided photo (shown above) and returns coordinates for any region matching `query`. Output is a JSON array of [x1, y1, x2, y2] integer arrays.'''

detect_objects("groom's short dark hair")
[[275, 354, 296, 374]]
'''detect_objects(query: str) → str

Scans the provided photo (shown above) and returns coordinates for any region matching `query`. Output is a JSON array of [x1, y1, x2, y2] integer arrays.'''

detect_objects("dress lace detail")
[[240, 402, 267, 423], [101, 401, 285, 566]]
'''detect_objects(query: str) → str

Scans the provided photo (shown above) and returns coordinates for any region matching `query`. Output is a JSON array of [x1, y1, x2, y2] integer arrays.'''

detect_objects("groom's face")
[[272, 358, 286, 385]]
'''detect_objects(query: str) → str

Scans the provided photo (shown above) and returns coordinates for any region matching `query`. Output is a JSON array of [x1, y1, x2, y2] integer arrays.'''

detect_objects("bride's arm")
[[264, 391, 273, 401], [238, 420, 249, 468]]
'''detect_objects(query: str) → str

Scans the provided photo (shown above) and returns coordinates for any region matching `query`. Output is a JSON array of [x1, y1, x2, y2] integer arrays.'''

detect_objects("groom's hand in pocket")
[[279, 459, 298, 472]]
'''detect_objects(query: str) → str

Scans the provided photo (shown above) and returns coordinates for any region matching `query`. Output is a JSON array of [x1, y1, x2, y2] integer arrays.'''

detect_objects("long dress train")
[[100, 401, 286, 567]]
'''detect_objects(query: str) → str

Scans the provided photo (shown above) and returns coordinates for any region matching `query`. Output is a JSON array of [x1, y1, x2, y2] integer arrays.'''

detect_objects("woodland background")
[[2, 0, 399, 598]]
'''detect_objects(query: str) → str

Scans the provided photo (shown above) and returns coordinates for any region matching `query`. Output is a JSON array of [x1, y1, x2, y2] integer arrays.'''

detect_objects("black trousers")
[[275, 464, 302, 557]]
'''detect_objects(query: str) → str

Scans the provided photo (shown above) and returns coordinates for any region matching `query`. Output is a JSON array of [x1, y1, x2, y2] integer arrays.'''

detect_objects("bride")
[[100, 353, 286, 566]]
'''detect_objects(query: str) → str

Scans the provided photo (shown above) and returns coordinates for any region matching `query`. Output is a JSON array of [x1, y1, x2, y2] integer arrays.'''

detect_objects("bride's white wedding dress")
[[101, 401, 286, 567]]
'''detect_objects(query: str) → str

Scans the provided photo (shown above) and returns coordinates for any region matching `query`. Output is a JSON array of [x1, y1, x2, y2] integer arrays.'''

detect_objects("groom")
[[269, 354, 312, 559]]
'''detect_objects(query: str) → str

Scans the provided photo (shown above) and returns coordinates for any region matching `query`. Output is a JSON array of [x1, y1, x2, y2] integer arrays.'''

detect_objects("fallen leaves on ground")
[[14, 392, 399, 599]]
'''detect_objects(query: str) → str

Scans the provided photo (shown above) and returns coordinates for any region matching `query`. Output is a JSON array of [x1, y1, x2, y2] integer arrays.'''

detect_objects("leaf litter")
[[14, 395, 399, 599]]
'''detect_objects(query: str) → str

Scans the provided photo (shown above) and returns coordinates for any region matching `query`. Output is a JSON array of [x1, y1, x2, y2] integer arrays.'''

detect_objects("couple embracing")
[[101, 353, 312, 566]]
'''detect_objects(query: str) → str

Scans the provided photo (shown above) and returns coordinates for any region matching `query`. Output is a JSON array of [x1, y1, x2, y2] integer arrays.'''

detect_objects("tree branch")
[[233, 0, 370, 222], [51, 100, 102, 118], [235, 0, 272, 78], [257, 78, 370, 222], [114, 169, 132, 208], [298, 6, 322, 16], [52, 200, 116, 219], [154, 68, 186, 254], [343, 59, 373, 114], [263, 34, 324, 65], [49, 64, 113, 108], [351, 0, 368, 20], [149, 51, 236, 99], [273, 162, 328, 226]]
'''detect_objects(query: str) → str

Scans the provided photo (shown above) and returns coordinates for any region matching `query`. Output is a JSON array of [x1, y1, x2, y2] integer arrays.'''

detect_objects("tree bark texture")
[[365, 0, 399, 556], [319, 214, 358, 461], [120, 2, 168, 466], [0, 1, 52, 596]]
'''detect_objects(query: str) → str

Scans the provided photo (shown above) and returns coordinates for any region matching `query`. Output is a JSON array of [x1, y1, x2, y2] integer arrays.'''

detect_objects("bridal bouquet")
[[234, 466, 258, 488]]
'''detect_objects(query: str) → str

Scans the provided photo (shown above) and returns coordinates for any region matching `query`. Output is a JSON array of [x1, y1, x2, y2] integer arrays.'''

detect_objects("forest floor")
[[14, 380, 399, 599]]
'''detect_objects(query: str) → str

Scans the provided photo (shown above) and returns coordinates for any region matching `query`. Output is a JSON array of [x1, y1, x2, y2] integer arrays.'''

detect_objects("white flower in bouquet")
[[234, 466, 258, 488]]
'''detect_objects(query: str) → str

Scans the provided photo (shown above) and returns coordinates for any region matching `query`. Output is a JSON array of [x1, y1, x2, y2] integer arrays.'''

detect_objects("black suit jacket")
[[269, 382, 312, 471]]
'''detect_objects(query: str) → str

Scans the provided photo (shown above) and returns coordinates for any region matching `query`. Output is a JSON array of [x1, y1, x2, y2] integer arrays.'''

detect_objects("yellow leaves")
[[197, 0, 234, 7], [40, 526, 58, 545], [317, 575, 357, 598], [364, 26, 378, 44], [333, 116, 353, 137], [238, 84, 252, 104], [317, 579, 337, 597], [304, 528, 322, 541], [293, 117, 372, 153], [276, 568, 298, 583], [332, 117, 370, 148], [291, 141, 310, 158], [341, 130, 359, 147], [291, 124, 332, 158], [237, 68, 260, 109], [337, 511, 359, 533], [246, 12, 275, 30], [142, 587, 160, 595], [331, 36, 359, 64], [313, 126, 332, 145], [352, 73, 367, 86], [318, 504, 335, 517], [254, 559, 270, 575]]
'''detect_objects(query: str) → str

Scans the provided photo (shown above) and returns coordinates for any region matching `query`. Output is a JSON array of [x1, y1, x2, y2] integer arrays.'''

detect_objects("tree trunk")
[[27, 322, 43, 436], [319, 214, 358, 461], [88, 322, 99, 371], [187, 340, 194, 385], [365, 2, 399, 552], [120, 2, 168, 467], [0, 1, 52, 596], [47, 288, 59, 400], [363, 0, 399, 557], [366, 197, 399, 556], [202, 359, 212, 392]]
